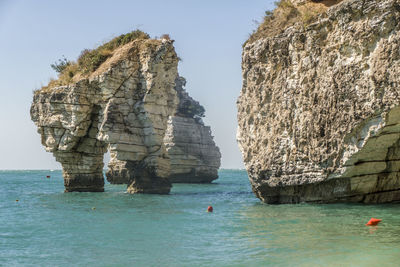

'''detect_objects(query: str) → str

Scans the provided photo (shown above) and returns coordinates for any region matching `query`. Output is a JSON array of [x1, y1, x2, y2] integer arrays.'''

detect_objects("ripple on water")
[[1, 170, 400, 266]]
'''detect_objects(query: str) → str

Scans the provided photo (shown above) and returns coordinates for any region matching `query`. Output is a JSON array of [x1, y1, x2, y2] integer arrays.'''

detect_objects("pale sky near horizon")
[[0, 0, 275, 170]]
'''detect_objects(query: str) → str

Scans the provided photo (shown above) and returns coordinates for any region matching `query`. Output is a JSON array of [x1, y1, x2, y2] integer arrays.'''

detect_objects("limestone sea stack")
[[163, 77, 221, 183], [31, 31, 220, 194], [106, 77, 221, 184], [237, 0, 400, 203]]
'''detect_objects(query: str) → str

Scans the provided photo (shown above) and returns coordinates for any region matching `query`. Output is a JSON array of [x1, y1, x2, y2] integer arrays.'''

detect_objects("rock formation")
[[106, 77, 221, 184], [237, 0, 400, 203], [31, 33, 221, 194], [31, 36, 179, 194], [163, 77, 221, 183]]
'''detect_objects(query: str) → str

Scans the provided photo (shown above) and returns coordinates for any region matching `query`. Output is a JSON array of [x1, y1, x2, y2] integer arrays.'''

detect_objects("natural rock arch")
[[31, 39, 179, 193], [31, 37, 221, 194]]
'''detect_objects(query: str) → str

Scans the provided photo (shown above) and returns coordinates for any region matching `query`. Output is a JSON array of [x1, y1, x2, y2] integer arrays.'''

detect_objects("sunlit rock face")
[[106, 77, 221, 184], [31, 38, 179, 194], [237, 0, 400, 203]]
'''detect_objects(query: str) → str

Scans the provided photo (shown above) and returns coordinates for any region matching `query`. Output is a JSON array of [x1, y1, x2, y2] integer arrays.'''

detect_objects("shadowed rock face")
[[238, 0, 400, 203], [31, 39, 179, 194], [164, 77, 221, 183], [106, 77, 221, 184]]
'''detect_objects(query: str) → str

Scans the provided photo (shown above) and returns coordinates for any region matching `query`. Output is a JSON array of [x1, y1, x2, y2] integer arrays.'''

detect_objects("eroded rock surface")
[[237, 0, 400, 203], [31, 38, 179, 193], [106, 77, 221, 184], [164, 77, 221, 183]]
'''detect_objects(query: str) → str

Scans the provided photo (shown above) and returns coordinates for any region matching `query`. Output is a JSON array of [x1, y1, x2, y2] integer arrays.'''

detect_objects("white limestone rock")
[[31, 38, 179, 193], [237, 0, 400, 203]]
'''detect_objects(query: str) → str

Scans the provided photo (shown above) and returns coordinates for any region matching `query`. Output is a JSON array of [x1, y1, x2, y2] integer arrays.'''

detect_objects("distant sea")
[[1, 170, 399, 266]]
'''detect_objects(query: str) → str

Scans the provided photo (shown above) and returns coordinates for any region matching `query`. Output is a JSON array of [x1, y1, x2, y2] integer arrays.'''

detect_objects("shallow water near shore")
[[1, 169, 399, 266]]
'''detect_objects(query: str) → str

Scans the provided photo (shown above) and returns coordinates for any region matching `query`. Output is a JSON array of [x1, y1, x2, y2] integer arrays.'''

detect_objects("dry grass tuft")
[[160, 34, 171, 40], [35, 30, 150, 94], [245, 0, 343, 47], [76, 30, 149, 74]]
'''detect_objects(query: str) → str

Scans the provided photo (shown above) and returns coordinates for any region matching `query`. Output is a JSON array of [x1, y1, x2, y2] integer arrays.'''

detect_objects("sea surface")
[[1, 170, 399, 266]]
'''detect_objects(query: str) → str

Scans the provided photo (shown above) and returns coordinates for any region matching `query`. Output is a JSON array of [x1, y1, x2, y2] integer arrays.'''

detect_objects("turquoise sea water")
[[1, 170, 399, 266]]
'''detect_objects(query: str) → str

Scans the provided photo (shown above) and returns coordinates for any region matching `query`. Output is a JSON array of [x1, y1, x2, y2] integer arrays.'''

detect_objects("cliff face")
[[106, 77, 221, 184], [238, 0, 400, 203], [31, 38, 179, 193]]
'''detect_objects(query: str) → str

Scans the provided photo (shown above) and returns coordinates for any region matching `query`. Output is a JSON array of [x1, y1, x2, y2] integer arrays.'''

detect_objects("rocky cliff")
[[237, 0, 400, 203], [31, 36, 179, 193], [163, 77, 221, 183], [31, 33, 220, 194], [106, 77, 221, 184]]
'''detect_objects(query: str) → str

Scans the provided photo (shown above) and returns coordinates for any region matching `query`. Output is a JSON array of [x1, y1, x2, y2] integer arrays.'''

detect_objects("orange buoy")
[[46, 175, 50, 178], [366, 218, 382, 226], [15, 199, 19, 202], [207, 206, 213, 212]]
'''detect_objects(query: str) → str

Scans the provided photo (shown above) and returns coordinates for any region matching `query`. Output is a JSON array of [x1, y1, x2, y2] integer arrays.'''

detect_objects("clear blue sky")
[[0, 0, 274, 170]]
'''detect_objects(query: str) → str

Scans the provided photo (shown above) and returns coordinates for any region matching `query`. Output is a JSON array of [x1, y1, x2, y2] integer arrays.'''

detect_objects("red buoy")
[[46, 175, 50, 178], [207, 206, 213, 212], [366, 218, 382, 226]]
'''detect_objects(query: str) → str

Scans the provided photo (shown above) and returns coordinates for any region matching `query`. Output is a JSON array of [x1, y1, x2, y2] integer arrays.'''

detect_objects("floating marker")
[[366, 218, 382, 226], [15, 199, 19, 202], [46, 175, 50, 178], [207, 206, 213, 212], [92, 207, 96, 210]]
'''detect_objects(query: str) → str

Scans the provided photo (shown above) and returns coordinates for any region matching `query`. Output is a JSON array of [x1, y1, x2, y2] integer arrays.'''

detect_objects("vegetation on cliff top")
[[178, 99, 205, 120], [245, 0, 342, 46], [40, 30, 150, 92]]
